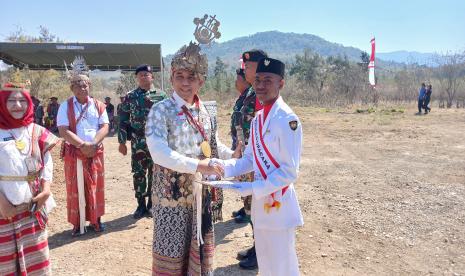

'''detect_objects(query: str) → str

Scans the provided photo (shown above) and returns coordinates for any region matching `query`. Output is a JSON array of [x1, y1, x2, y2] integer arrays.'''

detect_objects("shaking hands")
[[196, 158, 225, 178]]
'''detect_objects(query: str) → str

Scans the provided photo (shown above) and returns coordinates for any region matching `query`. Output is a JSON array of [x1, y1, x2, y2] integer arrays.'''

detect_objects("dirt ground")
[[46, 105, 465, 275]]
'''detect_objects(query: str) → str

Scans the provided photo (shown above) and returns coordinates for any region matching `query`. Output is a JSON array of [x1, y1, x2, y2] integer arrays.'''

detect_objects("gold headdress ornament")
[[67, 55, 90, 83], [171, 14, 221, 77]]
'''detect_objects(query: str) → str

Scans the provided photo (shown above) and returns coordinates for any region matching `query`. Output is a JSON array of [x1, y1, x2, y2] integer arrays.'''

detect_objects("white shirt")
[[0, 125, 53, 205], [57, 96, 109, 142], [222, 97, 304, 230], [146, 91, 233, 174], [171, 92, 232, 160]]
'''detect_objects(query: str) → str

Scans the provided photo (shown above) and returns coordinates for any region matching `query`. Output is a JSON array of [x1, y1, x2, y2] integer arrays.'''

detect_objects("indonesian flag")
[[368, 38, 376, 87]]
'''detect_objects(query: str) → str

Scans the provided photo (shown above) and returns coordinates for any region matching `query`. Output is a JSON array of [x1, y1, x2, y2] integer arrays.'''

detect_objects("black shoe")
[[239, 252, 258, 270], [232, 207, 245, 218], [89, 219, 105, 232], [237, 246, 255, 260], [71, 226, 85, 237], [234, 214, 251, 224], [133, 197, 147, 219]]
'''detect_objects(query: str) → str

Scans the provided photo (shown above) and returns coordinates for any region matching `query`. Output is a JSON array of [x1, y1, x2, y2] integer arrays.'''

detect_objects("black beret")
[[256, 58, 285, 78], [242, 49, 268, 62], [135, 64, 152, 75], [235, 68, 245, 78]]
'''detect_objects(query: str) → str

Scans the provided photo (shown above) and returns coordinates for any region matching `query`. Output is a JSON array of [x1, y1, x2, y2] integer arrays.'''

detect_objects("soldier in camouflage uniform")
[[231, 49, 268, 270], [118, 64, 168, 219]]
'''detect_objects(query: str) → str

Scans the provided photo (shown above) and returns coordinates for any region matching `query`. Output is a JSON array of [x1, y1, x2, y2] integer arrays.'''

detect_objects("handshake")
[[195, 158, 253, 197], [196, 140, 243, 177], [196, 158, 225, 178]]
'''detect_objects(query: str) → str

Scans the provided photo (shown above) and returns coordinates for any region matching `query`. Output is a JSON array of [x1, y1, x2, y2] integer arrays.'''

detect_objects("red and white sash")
[[251, 113, 288, 212]]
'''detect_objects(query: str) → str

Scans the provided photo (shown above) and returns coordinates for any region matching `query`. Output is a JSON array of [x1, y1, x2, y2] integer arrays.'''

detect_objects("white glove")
[[233, 182, 253, 197]]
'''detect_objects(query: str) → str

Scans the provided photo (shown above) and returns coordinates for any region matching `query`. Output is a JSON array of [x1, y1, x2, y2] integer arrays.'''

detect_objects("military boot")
[[238, 246, 258, 270], [133, 197, 147, 219]]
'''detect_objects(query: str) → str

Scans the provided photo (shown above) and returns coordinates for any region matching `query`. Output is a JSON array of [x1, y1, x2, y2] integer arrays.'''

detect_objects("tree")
[[4, 26, 68, 99], [290, 49, 328, 102], [359, 51, 370, 72], [117, 72, 137, 95], [213, 57, 228, 92], [433, 51, 465, 108]]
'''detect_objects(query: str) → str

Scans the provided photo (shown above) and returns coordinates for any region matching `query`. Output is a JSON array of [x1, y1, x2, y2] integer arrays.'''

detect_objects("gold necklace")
[[8, 127, 28, 152]]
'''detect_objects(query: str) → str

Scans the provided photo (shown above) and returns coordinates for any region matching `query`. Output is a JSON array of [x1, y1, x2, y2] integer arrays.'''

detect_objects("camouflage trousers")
[[238, 172, 254, 215], [131, 138, 153, 199]]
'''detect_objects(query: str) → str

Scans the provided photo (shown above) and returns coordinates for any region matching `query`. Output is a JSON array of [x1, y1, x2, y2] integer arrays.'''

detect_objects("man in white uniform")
[[214, 57, 303, 276]]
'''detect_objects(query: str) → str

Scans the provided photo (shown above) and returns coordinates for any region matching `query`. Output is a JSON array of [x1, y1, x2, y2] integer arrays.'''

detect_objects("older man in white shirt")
[[57, 58, 109, 236]]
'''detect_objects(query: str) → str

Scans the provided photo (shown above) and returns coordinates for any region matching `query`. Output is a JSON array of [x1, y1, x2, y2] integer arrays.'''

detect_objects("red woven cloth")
[[63, 97, 106, 227]]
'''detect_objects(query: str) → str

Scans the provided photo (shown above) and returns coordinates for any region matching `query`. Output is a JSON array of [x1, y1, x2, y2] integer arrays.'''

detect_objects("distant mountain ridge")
[[0, 32, 435, 73], [202, 31, 364, 63], [377, 51, 436, 66], [165, 31, 435, 71], [166, 31, 367, 70]]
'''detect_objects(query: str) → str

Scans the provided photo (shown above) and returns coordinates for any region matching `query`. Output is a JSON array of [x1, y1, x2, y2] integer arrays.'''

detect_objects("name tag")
[[3, 137, 14, 141]]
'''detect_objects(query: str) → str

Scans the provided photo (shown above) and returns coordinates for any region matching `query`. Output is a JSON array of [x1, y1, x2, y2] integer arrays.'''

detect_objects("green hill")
[[166, 31, 367, 71]]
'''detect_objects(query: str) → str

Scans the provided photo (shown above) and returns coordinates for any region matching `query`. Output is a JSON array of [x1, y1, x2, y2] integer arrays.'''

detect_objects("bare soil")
[[47, 106, 465, 275]]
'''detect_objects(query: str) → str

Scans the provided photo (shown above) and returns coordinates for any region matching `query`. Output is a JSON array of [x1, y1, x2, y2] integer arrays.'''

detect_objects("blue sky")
[[1, 0, 464, 55]]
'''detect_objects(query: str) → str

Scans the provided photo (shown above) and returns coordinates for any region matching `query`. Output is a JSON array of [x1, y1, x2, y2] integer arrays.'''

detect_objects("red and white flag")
[[368, 37, 376, 87]]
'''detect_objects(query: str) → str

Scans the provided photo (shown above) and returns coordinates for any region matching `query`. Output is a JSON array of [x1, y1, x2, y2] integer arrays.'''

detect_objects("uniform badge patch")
[[289, 120, 298, 131]]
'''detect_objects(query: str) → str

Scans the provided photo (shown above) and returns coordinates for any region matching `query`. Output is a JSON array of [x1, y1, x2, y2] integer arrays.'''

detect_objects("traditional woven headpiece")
[[171, 42, 208, 77], [67, 55, 90, 83]]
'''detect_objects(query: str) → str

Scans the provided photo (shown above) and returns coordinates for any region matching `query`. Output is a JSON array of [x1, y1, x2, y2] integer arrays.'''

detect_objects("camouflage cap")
[[171, 42, 208, 77]]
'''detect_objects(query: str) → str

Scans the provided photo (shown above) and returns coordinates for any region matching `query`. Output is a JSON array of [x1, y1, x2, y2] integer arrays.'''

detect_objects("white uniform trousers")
[[254, 227, 299, 276]]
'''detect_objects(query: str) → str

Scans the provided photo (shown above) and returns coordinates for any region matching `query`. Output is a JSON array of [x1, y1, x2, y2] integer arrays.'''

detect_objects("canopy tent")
[[0, 42, 164, 89], [0, 42, 162, 71]]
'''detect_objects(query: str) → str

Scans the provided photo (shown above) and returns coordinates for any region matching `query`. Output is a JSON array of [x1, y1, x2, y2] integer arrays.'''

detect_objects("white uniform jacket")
[[222, 96, 304, 230]]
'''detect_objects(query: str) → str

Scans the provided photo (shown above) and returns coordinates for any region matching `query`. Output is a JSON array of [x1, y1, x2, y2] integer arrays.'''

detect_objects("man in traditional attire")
[[0, 83, 60, 275], [57, 56, 109, 236], [231, 50, 268, 270], [145, 39, 236, 274], [118, 64, 168, 219], [213, 58, 304, 276]]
